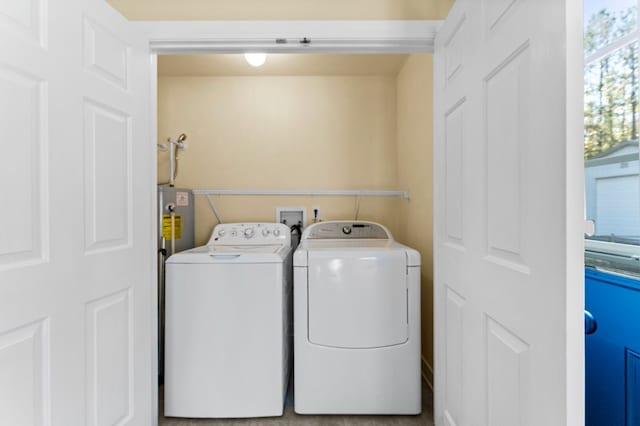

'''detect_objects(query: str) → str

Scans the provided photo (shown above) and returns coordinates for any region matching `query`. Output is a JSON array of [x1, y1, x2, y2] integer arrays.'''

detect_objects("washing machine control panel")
[[208, 223, 291, 246]]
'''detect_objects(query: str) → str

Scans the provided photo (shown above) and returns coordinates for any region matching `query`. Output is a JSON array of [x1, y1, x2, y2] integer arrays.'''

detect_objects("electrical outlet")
[[276, 207, 306, 227]]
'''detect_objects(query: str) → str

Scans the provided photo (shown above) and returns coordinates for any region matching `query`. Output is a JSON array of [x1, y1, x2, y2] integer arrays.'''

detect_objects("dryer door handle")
[[209, 254, 242, 259]]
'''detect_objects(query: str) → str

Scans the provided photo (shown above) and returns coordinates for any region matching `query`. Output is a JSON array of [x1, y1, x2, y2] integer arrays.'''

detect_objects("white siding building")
[[585, 141, 640, 243]]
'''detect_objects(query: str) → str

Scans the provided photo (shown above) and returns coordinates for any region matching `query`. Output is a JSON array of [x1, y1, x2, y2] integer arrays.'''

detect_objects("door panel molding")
[[0, 318, 50, 426], [83, 17, 130, 90], [85, 288, 134, 426], [0, 63, 48, 269]]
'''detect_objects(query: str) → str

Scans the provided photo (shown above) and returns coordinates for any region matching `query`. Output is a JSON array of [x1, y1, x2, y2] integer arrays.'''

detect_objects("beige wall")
[[109, 0, 454, 20], [158, 75, 401, 245], [396, 55, 434, 376], [158, 54, 434, 378]]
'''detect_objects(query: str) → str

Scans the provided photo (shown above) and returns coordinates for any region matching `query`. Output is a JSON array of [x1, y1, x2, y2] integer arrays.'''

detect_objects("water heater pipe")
[[169, 140, 176, 187], [170, 211, 176, 255], [162, 133, 187, 187]]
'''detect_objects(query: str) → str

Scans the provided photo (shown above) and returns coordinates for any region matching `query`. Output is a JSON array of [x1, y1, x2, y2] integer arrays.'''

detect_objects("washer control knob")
[[273, 228, 281, 237], [342, 226, 352, 235], [244, 227, 255, 238], [218, 229, 226, 237], [262, 228, 270, 237]]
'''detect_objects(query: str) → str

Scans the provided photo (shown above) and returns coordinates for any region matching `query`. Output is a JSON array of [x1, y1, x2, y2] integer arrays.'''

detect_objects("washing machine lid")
[[167, 244, 290, 264], [306, 249, 408, 349], [208, 244, 282, 254]]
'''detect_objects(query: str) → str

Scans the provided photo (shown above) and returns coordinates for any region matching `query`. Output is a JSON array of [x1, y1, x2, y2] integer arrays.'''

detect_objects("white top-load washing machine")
[[294, 221, 421, 415], [164, 223, 293, 418]]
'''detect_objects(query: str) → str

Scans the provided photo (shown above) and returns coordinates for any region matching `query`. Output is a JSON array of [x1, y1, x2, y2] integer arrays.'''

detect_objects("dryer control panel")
[[208, 223, 291, 247], [302, 221, 391, 240]]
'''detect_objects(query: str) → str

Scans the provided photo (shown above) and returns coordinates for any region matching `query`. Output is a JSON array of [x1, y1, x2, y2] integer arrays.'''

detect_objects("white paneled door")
[[0, 0, 152, 425], [434, 0, 584, 425]]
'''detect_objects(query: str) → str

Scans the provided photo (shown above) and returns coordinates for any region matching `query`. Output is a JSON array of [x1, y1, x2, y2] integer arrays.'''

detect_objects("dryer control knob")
[[262, 228, 270, 237], [273, 228, 281, 237], [342, 226, 352, 235], [244, 227, 255, 238]]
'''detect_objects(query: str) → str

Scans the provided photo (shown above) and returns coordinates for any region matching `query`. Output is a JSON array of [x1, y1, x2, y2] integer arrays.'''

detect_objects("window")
[[584, 0, 640, 277]]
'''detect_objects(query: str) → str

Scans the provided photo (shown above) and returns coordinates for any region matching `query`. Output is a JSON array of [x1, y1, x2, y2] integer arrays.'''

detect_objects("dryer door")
[[307, 250, 408, 348]]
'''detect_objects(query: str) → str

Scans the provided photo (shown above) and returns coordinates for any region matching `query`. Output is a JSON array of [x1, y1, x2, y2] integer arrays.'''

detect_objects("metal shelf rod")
[[192, 189, 410, 200]]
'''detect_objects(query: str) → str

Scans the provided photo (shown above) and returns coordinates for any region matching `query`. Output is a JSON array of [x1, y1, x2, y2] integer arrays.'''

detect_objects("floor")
[[159, 381, 434, 426]]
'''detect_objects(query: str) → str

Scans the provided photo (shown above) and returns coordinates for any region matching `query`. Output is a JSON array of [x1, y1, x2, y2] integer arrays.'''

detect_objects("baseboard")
[[421, 356, 434, 392]]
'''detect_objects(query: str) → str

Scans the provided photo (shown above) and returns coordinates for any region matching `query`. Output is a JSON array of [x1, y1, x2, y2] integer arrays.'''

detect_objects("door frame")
[[141, 20, 441, 423], [136, 18, 583, 425], [138, 20, 442, 54]]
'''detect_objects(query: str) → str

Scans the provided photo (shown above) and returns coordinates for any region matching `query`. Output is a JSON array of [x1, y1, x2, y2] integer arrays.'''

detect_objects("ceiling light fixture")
[[244, 52, 267, 67]]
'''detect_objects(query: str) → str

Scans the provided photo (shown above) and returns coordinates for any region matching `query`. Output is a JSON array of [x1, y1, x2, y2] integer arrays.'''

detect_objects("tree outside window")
[[584, 1, 640, 276]]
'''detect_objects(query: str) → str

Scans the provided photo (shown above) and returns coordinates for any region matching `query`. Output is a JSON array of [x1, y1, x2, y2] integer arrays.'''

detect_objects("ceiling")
[[158, 54, 411, 77], [108, 0, 454, 21]]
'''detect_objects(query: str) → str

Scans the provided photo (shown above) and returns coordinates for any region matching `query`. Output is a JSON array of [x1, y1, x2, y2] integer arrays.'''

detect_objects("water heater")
[[158, 185, 195, 256], [157, 185, 195, 382]]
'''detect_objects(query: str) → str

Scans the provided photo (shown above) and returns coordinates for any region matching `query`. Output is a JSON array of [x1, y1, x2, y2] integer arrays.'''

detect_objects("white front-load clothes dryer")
[[294, 221, 421, 415], [164, 223, 293, 418]]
